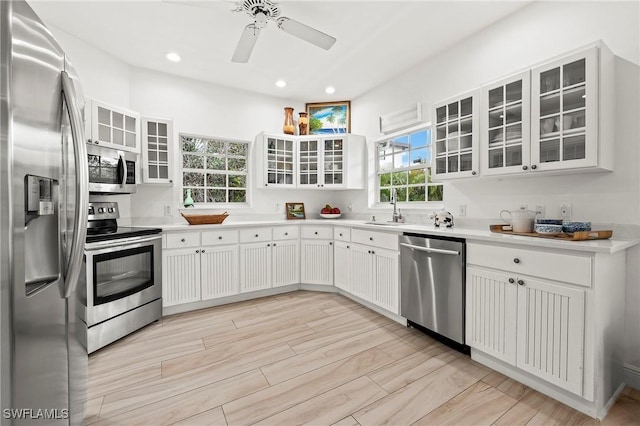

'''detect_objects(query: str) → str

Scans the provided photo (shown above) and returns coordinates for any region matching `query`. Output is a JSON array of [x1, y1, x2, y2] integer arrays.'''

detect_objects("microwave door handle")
[[61, 70, 88, 298], [117, 152, 127, 188]]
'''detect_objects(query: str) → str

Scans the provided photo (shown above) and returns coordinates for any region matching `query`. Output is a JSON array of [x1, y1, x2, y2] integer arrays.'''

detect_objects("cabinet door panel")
[[466, 267, 517, 364], [240, 243, 271, 292], [162, 248, 201, 306], [372, 248, 399, 314], [300, 240, 333, 285], [201, 245, 239, 299], [333, 241, 351, 291], [273, 240, 299, 287], [516, 277, 585, 395], [350, 245, 373, 301]]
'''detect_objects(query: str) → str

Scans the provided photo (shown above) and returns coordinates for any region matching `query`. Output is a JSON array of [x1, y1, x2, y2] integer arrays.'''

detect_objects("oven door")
[[87, 144, 137, 194], [84, 234, 161, 326]]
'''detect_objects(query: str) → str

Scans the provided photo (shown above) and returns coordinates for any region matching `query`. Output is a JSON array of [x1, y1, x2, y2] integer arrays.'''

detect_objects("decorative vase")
[[183, 188, 194, 207], [298, 112, 309, 135], [283, 107, 295, 135]]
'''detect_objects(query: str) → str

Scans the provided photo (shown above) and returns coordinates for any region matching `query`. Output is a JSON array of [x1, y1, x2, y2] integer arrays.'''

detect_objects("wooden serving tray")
[[490, 224, 613, 241]]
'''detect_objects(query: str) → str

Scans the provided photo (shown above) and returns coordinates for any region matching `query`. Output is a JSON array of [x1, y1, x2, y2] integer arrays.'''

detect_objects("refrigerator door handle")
[[61, 70, 88, 298]]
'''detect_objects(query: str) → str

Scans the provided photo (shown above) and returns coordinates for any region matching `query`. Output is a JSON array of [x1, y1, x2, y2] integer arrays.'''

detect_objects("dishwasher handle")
[[400, 242, 460, 256]]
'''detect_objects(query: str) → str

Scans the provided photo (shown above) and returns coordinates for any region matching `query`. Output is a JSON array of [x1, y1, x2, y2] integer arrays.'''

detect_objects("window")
[[181, 134, 249, 204], [376, 126, 443, 203]]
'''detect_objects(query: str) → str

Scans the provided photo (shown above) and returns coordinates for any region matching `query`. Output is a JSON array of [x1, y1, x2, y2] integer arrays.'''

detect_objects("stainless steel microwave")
[[87, 144, 137, 194]]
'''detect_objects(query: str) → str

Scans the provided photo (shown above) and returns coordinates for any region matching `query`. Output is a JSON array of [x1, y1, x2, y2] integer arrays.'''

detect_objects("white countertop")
[[146, 219, 639, 254]]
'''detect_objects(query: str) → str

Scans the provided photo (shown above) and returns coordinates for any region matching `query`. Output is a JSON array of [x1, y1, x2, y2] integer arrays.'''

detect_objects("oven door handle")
[[85, 234, 161, 252], [400, 243, 460, 256], [117, 151, 127, 188], [61, 70, 88, 299]]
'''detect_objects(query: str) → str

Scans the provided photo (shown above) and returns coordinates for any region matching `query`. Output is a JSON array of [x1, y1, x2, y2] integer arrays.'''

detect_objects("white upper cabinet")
[[433, 90, 480, 179], [480, 71, 531, 176], [141, 116, 173, 184], [85, 98, 141, 153], [254, 132, 365, 189], [531, 45, 612, 172]]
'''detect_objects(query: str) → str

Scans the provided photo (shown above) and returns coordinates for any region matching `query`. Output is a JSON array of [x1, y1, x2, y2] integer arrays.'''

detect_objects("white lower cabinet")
[[163, 230, 240, 307], [349, 228, 400, 314], [300, 226, 334, 285], [162, 247, 201, 306], [239, 227, 300, 291], [467, 242, 587, 396]]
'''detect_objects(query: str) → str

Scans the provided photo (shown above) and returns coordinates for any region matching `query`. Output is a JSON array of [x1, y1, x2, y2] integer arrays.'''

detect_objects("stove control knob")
[[108, 207, 114, 213], [98, 207, 104, 213], [88, 207, 94, 215]]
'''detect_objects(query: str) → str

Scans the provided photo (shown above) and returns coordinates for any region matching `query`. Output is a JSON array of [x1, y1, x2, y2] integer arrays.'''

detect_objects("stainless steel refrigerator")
[[0, 1, 89, 424]]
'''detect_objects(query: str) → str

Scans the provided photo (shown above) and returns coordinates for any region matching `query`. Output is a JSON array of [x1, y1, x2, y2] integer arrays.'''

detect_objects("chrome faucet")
[[390, 188, 400, 222]]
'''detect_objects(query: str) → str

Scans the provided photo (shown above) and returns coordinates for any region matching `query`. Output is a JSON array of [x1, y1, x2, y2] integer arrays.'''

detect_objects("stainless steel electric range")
[[78, 201, 162, 353]]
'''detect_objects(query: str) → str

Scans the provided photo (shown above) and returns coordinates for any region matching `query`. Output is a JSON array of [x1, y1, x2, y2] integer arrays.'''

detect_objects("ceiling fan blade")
[[276, 17, 336, 50], [232, 24, 261, 63]]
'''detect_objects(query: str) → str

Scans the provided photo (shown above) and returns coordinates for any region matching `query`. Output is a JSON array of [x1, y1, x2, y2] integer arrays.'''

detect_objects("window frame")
[[179, 133, 251, 208], [371, 123, 444, 209]]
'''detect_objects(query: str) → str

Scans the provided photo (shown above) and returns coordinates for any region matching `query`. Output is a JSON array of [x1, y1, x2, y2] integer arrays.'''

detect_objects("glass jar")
[[283, 107, 295, 135]]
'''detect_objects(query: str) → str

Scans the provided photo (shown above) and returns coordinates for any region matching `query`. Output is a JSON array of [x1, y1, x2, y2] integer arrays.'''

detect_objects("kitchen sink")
[[365, 221, 404, 226]]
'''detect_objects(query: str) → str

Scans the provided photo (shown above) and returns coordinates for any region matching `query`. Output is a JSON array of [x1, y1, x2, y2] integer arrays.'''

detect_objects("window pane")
[[229, 189, 246, 203], [228, 142, 247, 156], [183, 172, 204, 186], [427, 185, 444, 201], [183, 154, 204, 169], [207, 140, 225, 154], [408, 186, 425, 202], [396, 187, 407, 202], [379, 173, 391, 187], [408, 169, 425, 184], [190, 188, 205, 203], [206, 189, 226, 203], [207, 173, 226, 187], [391, 171, 407, 185], [182, 137, 205, 152], [228, 158, 246, 172], [228, 175, 246, 188], [410, 148, 427, 165], [380, 188, 390, 202], [207, 156, 225, 170]]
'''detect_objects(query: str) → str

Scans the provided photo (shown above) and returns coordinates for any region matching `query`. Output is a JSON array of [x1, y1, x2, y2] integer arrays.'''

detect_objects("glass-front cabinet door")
[[531, 47, 598, 171], [264, 136, 295, 187], [86, 99, 141, 153], [321, 138, 345, 187], [298, 138, 320, 188], [298, 136, 346, 188], [142, 116, 173, 184], [433, 90, 479, 179], [481, 71, 531, 176]]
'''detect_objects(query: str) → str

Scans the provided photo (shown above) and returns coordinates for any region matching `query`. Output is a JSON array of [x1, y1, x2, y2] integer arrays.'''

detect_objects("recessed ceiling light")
[[166, 52, 181, 62], [275, 79, 287, 88], [325, 86, 336, 94]]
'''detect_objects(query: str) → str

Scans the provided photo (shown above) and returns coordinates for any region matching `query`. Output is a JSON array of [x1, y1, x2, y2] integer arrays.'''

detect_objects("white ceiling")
[[29, 0, 532, 102]]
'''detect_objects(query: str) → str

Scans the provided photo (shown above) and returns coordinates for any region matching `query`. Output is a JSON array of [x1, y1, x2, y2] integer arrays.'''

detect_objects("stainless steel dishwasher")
[[400, 233, 467, 351]]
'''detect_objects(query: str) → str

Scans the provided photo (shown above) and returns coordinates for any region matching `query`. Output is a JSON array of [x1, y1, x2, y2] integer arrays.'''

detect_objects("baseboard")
[[598, 382, 626, 420], [624, 362, 640, 389]]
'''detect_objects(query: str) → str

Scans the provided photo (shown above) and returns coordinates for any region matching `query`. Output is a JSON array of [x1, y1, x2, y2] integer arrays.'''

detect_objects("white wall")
[[342, 0, 640, 381]]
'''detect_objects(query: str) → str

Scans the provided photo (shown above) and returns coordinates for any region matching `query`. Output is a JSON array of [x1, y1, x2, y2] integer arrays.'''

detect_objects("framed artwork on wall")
[[305, 101, 351, 135], [285, 202, 306, 220]]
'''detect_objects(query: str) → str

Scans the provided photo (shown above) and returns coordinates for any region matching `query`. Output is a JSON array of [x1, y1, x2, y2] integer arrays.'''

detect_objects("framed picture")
[[305, 101, 351, 135], [285, 202, 306, 220]]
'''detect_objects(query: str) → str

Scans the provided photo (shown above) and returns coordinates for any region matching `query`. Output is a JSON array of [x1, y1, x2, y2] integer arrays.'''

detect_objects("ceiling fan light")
[[275, 79, 287, 88], [325, 86, 335, 94], [165, 52, 181, 62]]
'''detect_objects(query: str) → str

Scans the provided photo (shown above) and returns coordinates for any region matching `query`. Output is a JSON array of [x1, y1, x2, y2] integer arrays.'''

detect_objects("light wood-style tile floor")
[[86, 290, 640, 425]]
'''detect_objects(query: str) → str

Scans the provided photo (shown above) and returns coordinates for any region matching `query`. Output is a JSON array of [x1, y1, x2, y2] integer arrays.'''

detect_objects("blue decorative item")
[[183, 189, 194, 208]]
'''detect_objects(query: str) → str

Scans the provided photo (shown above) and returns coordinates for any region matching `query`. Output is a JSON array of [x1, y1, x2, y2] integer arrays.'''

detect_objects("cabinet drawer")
[[165, 231, 200, 249], [352, 229, 399, 250], [201, 229, 239, 246], [240, 227, 272, 243], [467, 242, 591, 287], [334, 227, 351, 242], [273, 225, 299, 240], [301, 226, 333, 240]]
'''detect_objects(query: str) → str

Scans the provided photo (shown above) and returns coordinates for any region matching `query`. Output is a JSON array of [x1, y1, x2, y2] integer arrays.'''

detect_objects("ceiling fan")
[[231, 0, 336, 63]]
